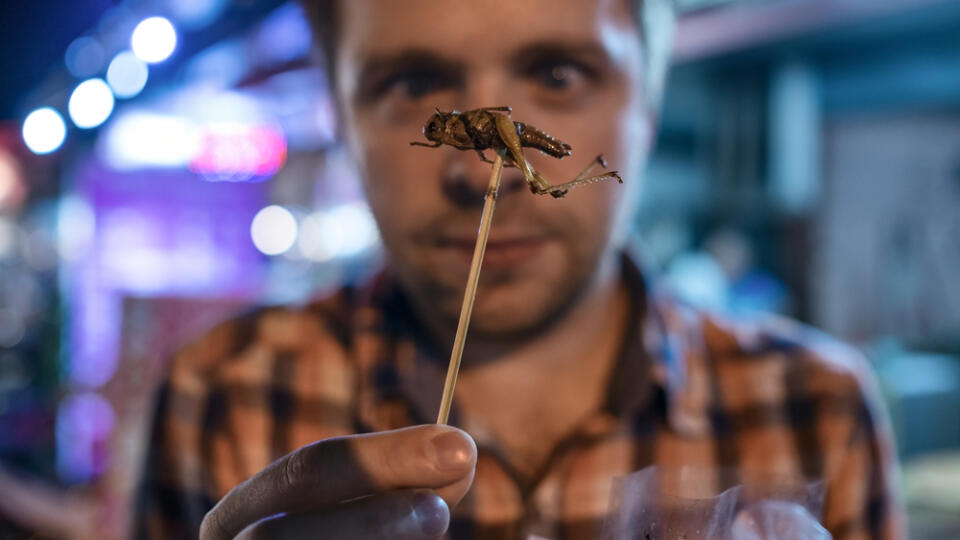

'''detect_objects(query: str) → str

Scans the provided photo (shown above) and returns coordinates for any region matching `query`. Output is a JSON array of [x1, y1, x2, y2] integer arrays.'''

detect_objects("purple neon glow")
[[57, 156, 267, 479], [66, 157, 266, 386], [56, 392, 115, 482]]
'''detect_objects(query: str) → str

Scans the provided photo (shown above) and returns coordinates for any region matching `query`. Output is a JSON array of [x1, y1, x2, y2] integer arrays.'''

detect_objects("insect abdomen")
[[516, 122, 572, 158]]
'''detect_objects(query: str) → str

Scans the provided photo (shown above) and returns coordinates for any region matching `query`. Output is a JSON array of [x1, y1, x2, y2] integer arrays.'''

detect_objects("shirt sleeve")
[[132, 315, 252, 540], [130, 303, 357, 539], [820, 354, 907, 540], [133, 380, 216, 539]]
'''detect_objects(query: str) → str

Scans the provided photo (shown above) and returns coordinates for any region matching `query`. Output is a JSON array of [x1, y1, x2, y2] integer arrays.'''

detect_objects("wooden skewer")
[[436, 149, 506, 424]]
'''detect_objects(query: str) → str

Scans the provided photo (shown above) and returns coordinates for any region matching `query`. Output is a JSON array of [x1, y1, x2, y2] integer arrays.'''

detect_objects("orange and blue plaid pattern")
[[135, 256, 904, 539]]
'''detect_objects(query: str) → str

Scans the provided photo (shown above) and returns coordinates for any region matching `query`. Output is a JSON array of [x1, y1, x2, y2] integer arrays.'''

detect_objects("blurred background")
[[0, 0, 958, 538]]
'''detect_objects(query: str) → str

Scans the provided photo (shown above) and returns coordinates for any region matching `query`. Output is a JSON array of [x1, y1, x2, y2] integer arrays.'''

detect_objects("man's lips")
[[434, 235, 549, 266]]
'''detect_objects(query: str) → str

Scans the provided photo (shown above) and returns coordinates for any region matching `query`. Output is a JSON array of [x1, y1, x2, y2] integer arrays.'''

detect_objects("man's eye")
[[528, 61, 590, 91], [380, 71, 448, 99]]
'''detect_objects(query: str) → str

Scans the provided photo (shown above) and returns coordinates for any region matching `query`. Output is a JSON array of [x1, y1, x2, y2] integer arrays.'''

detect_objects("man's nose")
[[439, 150, 526, 209]]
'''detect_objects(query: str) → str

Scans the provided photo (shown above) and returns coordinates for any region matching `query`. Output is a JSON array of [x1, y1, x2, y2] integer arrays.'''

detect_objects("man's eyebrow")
[[357, 49, 462, 84], [509, 40, 613, 66]]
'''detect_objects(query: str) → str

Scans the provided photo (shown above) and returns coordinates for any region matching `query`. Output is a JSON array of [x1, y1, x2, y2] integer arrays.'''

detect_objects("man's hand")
[[199, 425, 477, 539]]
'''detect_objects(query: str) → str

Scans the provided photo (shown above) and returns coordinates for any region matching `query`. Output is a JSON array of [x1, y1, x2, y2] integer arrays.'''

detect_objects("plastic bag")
[[600, 466, 830, 540], [731, 500, 830, 540]]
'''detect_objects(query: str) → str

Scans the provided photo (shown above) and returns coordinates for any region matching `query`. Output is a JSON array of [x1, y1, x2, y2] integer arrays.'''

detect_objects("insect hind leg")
[[527, 154, 623, 199], [573, 154, 608, 180], [544, 171, 623, 199]]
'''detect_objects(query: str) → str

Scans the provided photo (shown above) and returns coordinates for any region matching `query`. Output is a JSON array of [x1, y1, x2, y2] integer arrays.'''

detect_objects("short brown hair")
[[299, 0, 675, 107]]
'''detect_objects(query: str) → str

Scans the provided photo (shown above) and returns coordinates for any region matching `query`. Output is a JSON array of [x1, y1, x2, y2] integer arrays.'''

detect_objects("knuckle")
[[275, 436, 350, 492], [278, 446, 309, 491]]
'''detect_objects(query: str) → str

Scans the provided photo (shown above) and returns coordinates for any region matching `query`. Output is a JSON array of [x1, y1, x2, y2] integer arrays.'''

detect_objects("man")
[[137, 1, 904, 538]]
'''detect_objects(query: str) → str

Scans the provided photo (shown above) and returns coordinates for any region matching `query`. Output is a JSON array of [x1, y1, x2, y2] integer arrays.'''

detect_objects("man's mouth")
[[435, 235, 549, 267]]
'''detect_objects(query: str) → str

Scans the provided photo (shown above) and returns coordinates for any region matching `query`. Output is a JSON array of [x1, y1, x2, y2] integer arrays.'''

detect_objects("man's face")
[[335, 0, 653, 338]]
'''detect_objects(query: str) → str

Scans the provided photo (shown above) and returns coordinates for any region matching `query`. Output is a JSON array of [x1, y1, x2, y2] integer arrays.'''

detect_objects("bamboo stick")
[[436, 150, 506, 424]]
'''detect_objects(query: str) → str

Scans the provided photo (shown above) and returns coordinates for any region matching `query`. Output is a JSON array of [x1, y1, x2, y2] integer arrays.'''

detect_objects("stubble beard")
[[396, 227, 611, 345]]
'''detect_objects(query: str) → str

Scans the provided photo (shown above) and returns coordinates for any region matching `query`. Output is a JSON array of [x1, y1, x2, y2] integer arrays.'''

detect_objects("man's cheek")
[[363, 162, 414, 212]]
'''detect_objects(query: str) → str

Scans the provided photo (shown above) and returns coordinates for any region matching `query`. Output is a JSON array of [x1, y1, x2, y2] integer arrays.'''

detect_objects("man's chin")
[[464, 309, 548, 340], [452, 284, 581, 341]]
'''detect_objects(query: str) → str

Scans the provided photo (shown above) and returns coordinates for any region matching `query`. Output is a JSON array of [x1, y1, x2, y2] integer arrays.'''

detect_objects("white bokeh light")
[[102, 112, 198, 170], [131, 17, 178, 63], [251, 205, 298, 256], [298, 203, 380, 262], [298, 213, 333, 262], [106, 51, 149, 98], [22, 107, 67, 154], [68, 79, 115, 129], [58, 196, 96, 262]]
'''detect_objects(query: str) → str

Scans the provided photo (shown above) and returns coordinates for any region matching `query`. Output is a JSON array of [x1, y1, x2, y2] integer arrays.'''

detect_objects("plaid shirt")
[[135, 255, 904, 539]]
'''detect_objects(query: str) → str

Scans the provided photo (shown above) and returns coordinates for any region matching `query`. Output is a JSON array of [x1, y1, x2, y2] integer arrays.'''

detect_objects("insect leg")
[[572, 154, 607, 180], [475, 150, 495, 164], [542, 171, 623, 199], [493, 113, 547, 191], [410, 141, 443, 148], [526, 154, 623, 198]]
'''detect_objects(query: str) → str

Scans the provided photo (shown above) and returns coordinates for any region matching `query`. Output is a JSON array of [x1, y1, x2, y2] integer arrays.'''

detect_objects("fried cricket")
[[411, 106, 622, 198]]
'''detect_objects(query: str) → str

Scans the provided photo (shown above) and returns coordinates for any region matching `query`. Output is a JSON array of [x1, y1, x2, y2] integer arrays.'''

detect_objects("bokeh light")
[[106, 51, 149, 98], [251, 205, 298, 256], [22, 107, 68, 155], [64, 36, 105, 78], [168, 0, 227, 30], [68, 78, 115, 129], [57, 196, 96, 262], [102, 112, 198, 170], [131, 17, 177, 63], [298, 203, 380, 262], [191, 123, 287, 181]]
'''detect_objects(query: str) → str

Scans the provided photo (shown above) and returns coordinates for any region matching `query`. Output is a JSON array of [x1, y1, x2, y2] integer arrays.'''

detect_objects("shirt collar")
[[616, 247, 714, 437], [356, 248, 714, 438]]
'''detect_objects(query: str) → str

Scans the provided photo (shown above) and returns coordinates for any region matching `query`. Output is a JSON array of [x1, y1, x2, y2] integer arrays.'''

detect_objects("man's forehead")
[[338, 0, 635, 63]]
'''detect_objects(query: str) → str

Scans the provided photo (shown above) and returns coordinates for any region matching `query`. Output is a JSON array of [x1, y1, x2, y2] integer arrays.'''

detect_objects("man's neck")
[[450, 253, 632, 476]]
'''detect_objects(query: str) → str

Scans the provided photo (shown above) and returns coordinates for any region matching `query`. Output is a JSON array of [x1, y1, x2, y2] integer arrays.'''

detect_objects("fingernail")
[[429, 430, 472, 471], [412, 491, 449, 537]]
